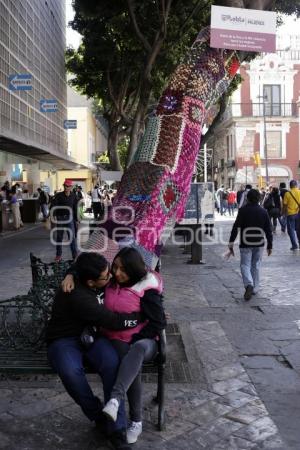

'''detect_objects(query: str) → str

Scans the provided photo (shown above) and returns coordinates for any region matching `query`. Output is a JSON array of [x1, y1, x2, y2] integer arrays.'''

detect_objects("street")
[[0, 217, 300, 449]]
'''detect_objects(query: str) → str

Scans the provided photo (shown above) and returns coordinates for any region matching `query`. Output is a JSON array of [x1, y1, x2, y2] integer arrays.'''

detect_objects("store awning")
[[0, 132, 86, 170], [260, 167, 290, 177]]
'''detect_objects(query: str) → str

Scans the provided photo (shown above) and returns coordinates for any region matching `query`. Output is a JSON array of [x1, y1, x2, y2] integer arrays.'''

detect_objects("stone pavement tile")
[[212, 377, 249, 395], [216, 390, 260, 409], [211, 435, 257, 449], [186, 400, 233, 426], [225, 399, 269, 425], [210, 362, 246, 382], [233, 416, 279, 443], [182, 417, 245, 448], [259, 434, 286, 449], [240, 384, 260, 397]]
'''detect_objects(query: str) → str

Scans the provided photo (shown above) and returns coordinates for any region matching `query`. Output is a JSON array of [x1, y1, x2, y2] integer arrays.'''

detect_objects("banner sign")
[[40, 99, 58, 113], [180, 182, 215, 225], [9, 74, 32, 91], [64, 120, 77, 129], [210, 5, 276, 53]]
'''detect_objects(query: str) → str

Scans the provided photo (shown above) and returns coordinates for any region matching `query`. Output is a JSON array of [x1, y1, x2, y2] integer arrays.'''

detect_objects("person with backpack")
[[37, 187, 49, 221], [282, 180, 300, 250], [262, 187, 281, 233], [228, 189, 272, 301], [238, 184, 252, 209], [279, 182, 288, 233]]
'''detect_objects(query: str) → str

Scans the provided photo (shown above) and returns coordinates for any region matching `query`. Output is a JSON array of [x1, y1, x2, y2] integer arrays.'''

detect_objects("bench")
[[0, 254, 166, 431]]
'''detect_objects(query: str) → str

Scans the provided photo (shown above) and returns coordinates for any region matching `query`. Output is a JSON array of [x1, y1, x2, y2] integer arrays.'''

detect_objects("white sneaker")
[[126, 421, 142, 444], [102, 398, 119, 422]]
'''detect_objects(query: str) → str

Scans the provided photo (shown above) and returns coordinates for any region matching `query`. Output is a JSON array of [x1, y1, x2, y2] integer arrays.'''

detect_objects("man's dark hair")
[[279, 182, 286, 189], [245, 184, 252, 190], [247, 189, 260, 204], [76, 252, 108, 284], [290, 180, 298, 188], [113, 247, 147, 286]]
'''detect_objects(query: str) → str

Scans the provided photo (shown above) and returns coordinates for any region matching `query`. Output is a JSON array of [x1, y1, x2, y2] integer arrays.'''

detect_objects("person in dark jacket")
[[47, 252, 142, 450], [263, 187, 281, 233], [228, 189, 273, 300], [50, 179, 78, 262], [61, 248, 166, 446], [279, 182, 288, 233]]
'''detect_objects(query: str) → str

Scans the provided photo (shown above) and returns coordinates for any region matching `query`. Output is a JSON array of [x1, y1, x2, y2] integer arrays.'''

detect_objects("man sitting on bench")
[[46, 252, 141, 450]]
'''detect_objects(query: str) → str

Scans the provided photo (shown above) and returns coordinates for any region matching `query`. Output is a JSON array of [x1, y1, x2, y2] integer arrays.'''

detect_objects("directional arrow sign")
[[40, 99, 58, 113], [64, 119, 77, 129], [9, 74, 32, 91]]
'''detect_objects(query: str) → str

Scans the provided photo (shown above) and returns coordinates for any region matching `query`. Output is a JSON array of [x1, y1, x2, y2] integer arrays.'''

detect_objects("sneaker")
[[102, 398, 119, 422], [126, 421, 142, 444], [290, 247, 298, 251], [54, 255, 62, 262], [244, 285, 253, 301], [109, 429, 132, 450]]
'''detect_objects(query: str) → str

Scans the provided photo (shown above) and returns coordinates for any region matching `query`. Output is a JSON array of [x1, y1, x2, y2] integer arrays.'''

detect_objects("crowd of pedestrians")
[[227, 179, 300, 302]]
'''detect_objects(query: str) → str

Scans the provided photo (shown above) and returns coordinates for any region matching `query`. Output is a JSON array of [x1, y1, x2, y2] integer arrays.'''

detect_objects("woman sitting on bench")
[[62, 247, 166, 445], [101, 247, 166, 444]]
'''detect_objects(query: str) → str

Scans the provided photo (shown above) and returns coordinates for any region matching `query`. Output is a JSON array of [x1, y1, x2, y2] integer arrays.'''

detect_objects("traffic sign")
[[40, 99, 58, 113], [64, 120, 77, 129], [9, 74, 32, 91]]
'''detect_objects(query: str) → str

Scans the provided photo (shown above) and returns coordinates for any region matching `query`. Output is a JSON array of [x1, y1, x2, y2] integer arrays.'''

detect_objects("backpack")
[[263, 194, 275, 210]]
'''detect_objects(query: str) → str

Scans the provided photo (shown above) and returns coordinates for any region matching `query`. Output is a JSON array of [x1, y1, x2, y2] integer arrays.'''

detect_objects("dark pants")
[[47, 336, 127, 434], [111, 339, 157, 422], [55, 220, 77, 259], [287, 214, 300, 249], [92, 202, 103, 220]]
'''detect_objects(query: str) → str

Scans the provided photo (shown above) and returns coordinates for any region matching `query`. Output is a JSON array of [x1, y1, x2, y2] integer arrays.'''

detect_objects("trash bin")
[[21, 199, 40, 223]]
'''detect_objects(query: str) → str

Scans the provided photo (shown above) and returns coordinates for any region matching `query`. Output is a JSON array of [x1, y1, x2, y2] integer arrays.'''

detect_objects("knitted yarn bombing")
[[158, 179, 181, 215], [156, 90, 184, 116], [116, 162, 164, 198], [133, 116, 160, 163], [168, 64, 193, 91], [181, 96, 205, 130], [83, 230, 119, 263], [151, 115, 185, 173]]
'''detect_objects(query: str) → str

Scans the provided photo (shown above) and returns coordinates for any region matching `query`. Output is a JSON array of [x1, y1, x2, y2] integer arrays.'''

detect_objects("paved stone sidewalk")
[[0, 221, 294, 449]]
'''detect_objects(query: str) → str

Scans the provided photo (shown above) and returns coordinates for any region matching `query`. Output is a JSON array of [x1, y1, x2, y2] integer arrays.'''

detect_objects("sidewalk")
[[0, 220, 299, 449]]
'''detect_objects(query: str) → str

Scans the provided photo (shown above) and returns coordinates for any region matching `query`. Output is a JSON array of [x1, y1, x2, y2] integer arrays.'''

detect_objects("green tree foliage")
[[67, 0, 300, 168]]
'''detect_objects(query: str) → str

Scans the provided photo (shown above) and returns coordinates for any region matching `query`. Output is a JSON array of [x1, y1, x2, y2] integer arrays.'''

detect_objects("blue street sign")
[[9, 74, 32, 91], [64, 120, 77, 129], [40, 99, 58, 113]]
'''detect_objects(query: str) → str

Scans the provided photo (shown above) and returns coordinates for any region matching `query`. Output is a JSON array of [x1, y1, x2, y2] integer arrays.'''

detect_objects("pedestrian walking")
[[282, 180, 300, 251], [91, 184, 103, 220], [227, 189, 236, 216], [228, 189, 273, 301], [50, 179, 78, 262], [262, 187, 281, 233], [238, 184, 252, 208], [37, 187, 49, 221], [279, 182, 288, 233]]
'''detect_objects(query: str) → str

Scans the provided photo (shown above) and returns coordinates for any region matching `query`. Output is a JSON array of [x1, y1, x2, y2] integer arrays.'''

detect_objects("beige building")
[[41, 86, 108, 193]]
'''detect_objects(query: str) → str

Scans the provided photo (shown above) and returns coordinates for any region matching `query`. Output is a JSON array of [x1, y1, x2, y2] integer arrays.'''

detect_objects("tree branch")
[[201, 94, 229, 146], [127, 0, 151, 52]]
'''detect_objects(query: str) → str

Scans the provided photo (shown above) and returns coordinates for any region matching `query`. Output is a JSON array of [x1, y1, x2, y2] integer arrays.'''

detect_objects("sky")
[[65, 3, 300, 50]]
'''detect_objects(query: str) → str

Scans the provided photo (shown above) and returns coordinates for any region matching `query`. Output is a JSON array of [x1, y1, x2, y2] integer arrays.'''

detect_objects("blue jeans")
[[240, 247, 264, 293], [55, 219, 77, 259], [278, 215, 287, 232], [47, 336, 126, 433], [287, 214, 300, 249]]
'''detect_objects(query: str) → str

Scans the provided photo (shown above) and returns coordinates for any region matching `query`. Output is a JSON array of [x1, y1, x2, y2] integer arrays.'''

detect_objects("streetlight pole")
[[262, 99, 269, 185], [258, 95, 269, 185]]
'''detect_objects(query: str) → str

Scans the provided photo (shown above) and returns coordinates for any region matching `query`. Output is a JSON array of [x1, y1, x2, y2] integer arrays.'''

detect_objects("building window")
[[263, 85, 281, 116], [266, 131, 282, 158]]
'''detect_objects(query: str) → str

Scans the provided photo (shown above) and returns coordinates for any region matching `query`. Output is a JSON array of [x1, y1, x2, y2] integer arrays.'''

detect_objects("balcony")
[[223, 103, 298, 120]]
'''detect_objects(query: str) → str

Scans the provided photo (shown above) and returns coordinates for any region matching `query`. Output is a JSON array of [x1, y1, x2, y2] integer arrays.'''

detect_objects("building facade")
[[0, 0, 75, 192], [210, 33, 300, 189]]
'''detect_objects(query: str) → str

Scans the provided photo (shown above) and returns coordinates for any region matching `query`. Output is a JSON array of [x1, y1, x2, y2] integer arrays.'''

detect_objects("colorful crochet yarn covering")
[[86, 27, 240, 268]]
